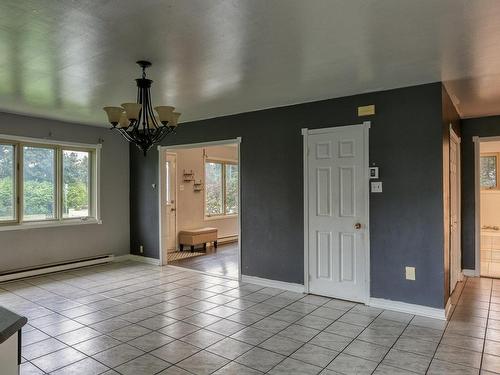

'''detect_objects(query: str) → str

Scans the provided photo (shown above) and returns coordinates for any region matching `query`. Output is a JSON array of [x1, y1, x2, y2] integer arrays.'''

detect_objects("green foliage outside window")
[[0, 145, 91, 221], [205, 161, 238, 217]]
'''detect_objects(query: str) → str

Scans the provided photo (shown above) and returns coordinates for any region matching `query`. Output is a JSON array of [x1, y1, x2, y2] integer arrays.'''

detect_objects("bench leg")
[[214, 241, 218, 249], [191, 245, 195, 252], [179, 244, 183, 252]]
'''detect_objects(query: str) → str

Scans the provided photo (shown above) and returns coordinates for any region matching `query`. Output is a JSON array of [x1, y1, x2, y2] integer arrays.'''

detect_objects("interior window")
[[23, 146, 56, 221], [225, 163, 239, 215], [481, 154, 498, 189], [0, 137, 100, 227], [205, 160, 238, 217], [205, 161, 223, 216], [0, 143, 15, 222], [62, 149, 91, 218]]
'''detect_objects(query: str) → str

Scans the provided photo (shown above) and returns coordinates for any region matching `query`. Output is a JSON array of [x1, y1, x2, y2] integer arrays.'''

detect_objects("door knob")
[[354, 223, 362, 229], [171, 208, 176, 212]]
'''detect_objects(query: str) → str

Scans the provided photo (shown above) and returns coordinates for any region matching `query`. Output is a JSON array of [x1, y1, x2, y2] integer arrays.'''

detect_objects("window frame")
[[204, 158, 238, 219], [0, 140, 19, 225], [0, 134, 101, 231], [480, 152, 500, 190]]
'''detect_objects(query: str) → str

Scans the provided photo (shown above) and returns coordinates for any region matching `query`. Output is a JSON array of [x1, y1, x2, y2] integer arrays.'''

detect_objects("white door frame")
[[165, 152, 178, 253], [449, 126, 462, 291], [158, 138, 242, 281], [473, 135, 500, 276], [302, 121, 371, 303]]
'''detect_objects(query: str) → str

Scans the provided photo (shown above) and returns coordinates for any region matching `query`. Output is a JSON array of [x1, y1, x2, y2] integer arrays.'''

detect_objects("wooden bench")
[[178, 227, 218, 252]]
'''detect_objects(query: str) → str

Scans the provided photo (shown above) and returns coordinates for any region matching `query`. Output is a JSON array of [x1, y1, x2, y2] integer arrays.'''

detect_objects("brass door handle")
[[354, 223, 362, 230]]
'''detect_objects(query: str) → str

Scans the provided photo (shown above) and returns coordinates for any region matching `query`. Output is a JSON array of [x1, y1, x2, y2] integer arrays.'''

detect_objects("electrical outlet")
[[139, 245, 144, 254], [405, 266, 416, 280]]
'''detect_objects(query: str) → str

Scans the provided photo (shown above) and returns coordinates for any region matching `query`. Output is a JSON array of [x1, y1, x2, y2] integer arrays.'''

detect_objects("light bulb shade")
[[154, 106, 175, 124], [103, 106, 123, 125], [121, 103, 142, 120], [117, 112, 129, 128], [169, 112, 181, 127]]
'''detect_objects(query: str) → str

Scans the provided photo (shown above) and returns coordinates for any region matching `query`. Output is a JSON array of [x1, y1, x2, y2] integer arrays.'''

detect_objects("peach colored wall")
[[174, 145, 238, 240], [480, 142, 500, 228]]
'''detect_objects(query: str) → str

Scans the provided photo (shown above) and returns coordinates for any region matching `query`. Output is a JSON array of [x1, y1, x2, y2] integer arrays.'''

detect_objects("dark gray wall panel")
[[130, 83, 445, 308], [461, 115, 500, 270]]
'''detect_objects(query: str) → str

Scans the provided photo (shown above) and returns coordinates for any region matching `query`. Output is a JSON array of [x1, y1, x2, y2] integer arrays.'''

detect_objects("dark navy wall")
[[130, 83, 446, 308], [461, 115, 500, 270]]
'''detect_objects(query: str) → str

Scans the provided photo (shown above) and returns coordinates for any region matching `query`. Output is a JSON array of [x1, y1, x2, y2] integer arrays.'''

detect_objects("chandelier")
[[103, 60, 181, 155]]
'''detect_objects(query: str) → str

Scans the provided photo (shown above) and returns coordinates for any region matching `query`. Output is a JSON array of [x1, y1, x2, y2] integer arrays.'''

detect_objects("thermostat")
[[369, 167, 379, 179]]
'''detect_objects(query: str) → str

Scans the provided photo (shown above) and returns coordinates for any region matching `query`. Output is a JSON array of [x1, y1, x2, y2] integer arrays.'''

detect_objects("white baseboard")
[[0, 255, 114, 282], [114, 254, 160, 266], [463, 269, 477, 277], [368, 297, 446, 320], [241, 275, 305, 294]]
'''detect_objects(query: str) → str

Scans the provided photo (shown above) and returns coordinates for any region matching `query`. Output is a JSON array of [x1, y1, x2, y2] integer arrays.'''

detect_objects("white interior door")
[[306, 124, 369, 303], [450, 130, 461, 293], [165, 153, 177, 253]]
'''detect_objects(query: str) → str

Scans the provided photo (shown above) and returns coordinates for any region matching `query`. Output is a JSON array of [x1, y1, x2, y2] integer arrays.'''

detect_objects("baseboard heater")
[[218, 235, 238, 245], [0, 255, 114, 283]]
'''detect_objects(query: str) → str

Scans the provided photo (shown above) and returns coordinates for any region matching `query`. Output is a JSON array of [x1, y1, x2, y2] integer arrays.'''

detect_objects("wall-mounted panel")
[[340, 167, 355, 217], [317, 231, 332, 279], [316, 167, 332, 216], [340, 233, 355, 282]]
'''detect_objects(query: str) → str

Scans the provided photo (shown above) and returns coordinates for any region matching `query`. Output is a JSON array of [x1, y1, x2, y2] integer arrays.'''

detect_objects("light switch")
[[371, 181, 382, 193], [405, 266, 416, 280]]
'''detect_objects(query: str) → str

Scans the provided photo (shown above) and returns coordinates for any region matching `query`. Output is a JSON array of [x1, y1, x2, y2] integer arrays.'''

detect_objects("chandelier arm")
[[115, 128, 135, 143], [146, 87, 160, 129], [151, 128, 167, 144]]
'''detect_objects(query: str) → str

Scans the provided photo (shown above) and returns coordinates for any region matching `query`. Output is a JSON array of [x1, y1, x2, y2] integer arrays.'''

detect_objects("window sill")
[[481, 189, 500, 194], [204, 214, 238, 221], [0, 218, 102, 232]]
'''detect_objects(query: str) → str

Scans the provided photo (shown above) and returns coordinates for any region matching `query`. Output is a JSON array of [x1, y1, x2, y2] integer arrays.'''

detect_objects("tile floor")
[[0, 261, 499, 374], [170, 243, 238, 278]]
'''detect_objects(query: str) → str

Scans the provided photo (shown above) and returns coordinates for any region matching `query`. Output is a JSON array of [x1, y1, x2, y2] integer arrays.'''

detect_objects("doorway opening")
[[477, 137, 500, 278], [159, 139, 241, 279]]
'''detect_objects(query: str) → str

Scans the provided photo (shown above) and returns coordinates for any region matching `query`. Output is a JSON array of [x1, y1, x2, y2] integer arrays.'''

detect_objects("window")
[[63, 150, 91, 218], [0, 135, 100, 228], [481, 153, 500, 190], [0, 143, 15, 222], [205, 160, 238, 217], [23, 146, 56, 221]]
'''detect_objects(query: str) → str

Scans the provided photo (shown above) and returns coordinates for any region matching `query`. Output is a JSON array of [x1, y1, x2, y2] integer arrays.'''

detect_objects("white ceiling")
[[1, 0, 500, 127]]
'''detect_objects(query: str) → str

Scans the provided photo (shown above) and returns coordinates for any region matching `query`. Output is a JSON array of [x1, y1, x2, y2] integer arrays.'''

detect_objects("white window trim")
[[204, 158, 239, 219], [0, 134, 102, 231]]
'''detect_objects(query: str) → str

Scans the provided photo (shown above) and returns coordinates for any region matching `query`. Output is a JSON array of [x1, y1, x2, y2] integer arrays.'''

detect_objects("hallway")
[[441, 277, 500, 373]]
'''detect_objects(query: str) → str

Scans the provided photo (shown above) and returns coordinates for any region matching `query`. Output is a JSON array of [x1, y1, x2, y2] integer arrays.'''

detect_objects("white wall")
[[174, 145, 238, 243]]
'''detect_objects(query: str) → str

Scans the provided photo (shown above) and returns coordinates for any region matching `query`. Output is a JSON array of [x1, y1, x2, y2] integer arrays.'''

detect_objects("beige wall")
[[480, 141, 500, 228], [173, 144, 238, 243]]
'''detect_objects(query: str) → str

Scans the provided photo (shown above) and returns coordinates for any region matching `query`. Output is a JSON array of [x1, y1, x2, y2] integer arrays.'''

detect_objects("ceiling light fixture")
[[103, 60, 181, 155]]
